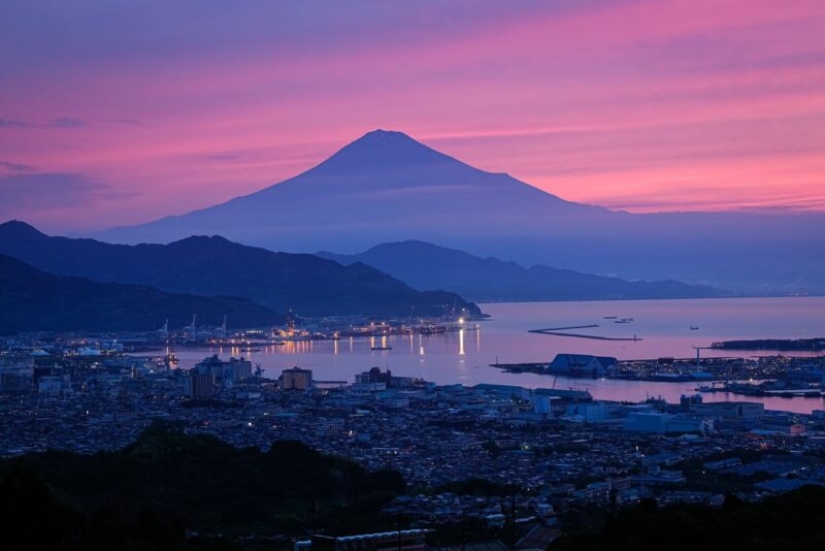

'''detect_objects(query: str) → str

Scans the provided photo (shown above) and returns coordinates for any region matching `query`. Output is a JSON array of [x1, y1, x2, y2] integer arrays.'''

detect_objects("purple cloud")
[[0, 116, 86, 129], [50, 117, 85, 128], [0, 172, 137, 213], [0, 161, 36, 172], [0, 118, 31, 128]]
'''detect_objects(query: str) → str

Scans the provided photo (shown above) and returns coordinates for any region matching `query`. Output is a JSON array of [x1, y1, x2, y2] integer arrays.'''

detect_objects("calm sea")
[[168, 297, 825, 414]]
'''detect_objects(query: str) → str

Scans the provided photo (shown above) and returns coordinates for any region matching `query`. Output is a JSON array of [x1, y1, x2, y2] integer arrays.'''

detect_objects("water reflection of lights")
[[459, 328, 465, 356], [280, 340, 314, 354]]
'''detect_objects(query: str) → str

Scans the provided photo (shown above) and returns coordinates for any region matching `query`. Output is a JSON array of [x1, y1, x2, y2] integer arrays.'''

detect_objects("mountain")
[[0, 221, 482, 319], [318, 241, 728, 302], [98, 129, 608, 249], [0, 254, 282, 334], [95, 130, 825, 294]]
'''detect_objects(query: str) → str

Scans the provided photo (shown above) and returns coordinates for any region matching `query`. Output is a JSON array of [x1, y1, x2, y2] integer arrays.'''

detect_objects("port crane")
[[186, 314, 197, 341]]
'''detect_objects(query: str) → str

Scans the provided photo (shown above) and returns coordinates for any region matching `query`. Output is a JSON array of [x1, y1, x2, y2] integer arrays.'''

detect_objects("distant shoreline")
[[712, 338, 825, 351]]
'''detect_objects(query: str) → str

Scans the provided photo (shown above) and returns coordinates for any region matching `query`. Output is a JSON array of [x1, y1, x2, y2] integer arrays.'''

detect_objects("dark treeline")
[[551, 487, 825, 551], [0, 420, 405, 550], [712, 338, 825, 351]]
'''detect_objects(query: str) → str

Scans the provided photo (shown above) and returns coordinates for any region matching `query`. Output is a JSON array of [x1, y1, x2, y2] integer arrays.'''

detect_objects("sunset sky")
[[2, 0, 824, 232]]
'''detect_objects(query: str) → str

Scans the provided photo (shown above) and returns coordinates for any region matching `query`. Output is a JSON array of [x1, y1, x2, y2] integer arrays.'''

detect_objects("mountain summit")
[[314, 129, 460, 172]]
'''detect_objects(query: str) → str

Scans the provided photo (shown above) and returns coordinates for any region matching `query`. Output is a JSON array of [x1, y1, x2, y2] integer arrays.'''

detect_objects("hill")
[[318, 240, 728, 301], [0, 254, 281, 334], [0, 221, 482, 319], [0, 421, 406, 547]]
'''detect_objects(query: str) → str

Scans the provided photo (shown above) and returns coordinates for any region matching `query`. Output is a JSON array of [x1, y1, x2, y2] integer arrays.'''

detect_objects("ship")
[[371, 345, 393, 351]]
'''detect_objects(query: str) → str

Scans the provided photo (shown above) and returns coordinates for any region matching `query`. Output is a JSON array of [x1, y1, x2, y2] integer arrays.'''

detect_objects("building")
[[186, 364, 214, 399], [624, 412, 673, 433], [227, 357, 253, 381], [549, 354, 618, 378], [281, 366, 313, 390], [191, 355, 253, 388], [194, 355, 224, 378], [565, 401, 609, 422], [356, 366, 392, 385], [692, 401, 764, 420]]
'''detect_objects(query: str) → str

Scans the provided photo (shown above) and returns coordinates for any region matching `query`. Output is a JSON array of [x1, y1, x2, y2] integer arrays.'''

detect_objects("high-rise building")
[[186, 363, 214, 399], [228, 357, 252, 380], [281, 366, 312, 390], [191, 355, 252, 389]]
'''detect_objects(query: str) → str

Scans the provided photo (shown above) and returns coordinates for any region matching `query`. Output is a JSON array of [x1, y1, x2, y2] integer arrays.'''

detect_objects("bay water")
[[169, 297, 825, 414]]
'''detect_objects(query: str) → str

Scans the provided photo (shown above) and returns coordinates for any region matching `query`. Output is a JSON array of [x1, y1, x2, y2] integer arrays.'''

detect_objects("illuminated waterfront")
[[164, 297, 825, 413]]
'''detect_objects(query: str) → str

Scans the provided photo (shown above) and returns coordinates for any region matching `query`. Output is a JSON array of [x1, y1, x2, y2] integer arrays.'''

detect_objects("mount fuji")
[[97, 130, 825, 294]]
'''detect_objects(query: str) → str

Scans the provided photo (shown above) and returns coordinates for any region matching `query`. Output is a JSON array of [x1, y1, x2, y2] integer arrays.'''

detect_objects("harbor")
[[135, 297, 825, 413]]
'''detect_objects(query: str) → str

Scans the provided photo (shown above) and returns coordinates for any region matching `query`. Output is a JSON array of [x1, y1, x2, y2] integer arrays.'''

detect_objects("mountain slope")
[[94, 129, 825, 293], [0, 221, 482, 319], [318, 241, 728, 301], [0, 254, 282, 334]]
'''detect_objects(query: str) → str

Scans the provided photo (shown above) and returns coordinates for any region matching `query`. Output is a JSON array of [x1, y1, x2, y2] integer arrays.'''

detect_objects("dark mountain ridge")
[[0, 221, 482, 319], [318, 240, 729, 302], [0, 254, 281, 334]]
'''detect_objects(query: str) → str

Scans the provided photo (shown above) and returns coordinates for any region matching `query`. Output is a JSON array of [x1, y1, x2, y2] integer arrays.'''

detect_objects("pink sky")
[[1, 0, 824, 232]]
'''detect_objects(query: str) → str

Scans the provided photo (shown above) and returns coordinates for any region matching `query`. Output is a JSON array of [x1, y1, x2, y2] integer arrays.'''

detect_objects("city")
[[3, 328, 825, 547]]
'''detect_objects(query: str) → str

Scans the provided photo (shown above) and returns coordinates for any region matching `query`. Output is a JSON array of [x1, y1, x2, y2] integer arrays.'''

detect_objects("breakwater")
[[529, 324, 641, 341]]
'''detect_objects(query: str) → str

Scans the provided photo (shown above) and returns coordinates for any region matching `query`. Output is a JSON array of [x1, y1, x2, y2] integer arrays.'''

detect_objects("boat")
[[371, 346, 393, 351], [690, 326, 700, 331], [604, 316, 618, 320]]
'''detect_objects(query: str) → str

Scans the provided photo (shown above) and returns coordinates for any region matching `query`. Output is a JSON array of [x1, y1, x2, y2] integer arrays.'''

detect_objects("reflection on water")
[[163, 297, 825, 413]]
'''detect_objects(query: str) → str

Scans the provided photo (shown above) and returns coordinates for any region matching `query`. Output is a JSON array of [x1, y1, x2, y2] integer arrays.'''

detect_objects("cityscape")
[[2, 1, 825, 550]]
